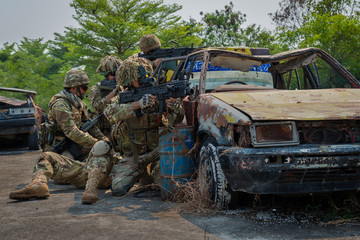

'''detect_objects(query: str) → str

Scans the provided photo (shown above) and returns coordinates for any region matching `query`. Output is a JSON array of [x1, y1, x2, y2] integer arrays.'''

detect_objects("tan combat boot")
[[81, 169, 104, 204], [9, 174, 49, 200]]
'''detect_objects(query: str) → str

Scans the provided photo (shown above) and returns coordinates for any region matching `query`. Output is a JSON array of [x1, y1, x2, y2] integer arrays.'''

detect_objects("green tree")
[[199, 2, 277, 50], [273, 0, 360, 79], [270, 0, 360, 31], [0, 38, 68, 109], [270, 0, 309, 31], [200, 2, 246, 46], [50, 0, 202, 73], [298, 13, 360, 79]]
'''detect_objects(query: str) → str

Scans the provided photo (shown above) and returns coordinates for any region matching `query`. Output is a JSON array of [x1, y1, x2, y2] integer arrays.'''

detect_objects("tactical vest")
[[42, 90, 89, 152], [111, 111, 161, 156]]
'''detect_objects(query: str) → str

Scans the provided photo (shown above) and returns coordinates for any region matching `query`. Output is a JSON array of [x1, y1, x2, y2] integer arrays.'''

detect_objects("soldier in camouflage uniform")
[[89, 55, 123, 137], [139, 34, 162, 68], [9, 70, 116, 204], [138, 34, 174, 84], [103, 57, 184, 196], [40, 70, 108, 160]]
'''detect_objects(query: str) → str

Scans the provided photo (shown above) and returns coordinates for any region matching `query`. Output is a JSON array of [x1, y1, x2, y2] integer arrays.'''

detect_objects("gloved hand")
[[139, 94, 155, 109], [166, 98, 180, 110]]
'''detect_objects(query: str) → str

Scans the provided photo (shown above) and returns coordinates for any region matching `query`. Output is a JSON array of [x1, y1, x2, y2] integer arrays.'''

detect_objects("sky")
[[0, 0, 280, 47]]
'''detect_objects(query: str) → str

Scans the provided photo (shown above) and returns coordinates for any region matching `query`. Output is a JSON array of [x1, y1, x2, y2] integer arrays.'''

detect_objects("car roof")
[[187, 47, 360, 87], [0, 87, 37, 95]]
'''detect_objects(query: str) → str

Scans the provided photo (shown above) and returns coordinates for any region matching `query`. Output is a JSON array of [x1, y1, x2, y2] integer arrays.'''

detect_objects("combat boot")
[[82, 169, 104, 204], [9, 174, 49, 200]]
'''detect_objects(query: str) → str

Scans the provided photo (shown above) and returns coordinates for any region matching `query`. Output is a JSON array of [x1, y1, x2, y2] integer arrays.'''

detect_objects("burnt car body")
[[0, 87, 42, 150], [154, 47, 360, 208]]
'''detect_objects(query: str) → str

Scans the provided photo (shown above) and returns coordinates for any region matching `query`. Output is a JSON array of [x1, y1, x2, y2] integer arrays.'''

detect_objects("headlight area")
[[233, 121, 300, 164], [249, 121, 299, 147]]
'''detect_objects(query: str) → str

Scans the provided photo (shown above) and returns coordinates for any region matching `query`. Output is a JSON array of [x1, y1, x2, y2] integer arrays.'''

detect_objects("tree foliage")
[[271, 0, 360, 30], [297, 13, 360, 78], [0, 38, 68, 109], [199, 2, 278, 51], [50, 0, 202, 73], [273, 0, 360, 79]]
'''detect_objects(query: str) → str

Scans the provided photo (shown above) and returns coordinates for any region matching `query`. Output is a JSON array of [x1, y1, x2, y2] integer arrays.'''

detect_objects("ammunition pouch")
[[39, 120, 57, 151]]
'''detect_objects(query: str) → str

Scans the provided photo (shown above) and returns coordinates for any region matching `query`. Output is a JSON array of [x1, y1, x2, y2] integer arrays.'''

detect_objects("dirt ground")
[[1, 150, 360, 240]]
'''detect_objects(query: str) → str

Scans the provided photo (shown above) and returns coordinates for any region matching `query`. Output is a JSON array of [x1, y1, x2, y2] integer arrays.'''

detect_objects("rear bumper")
[[0, 117, 37, 135], [218, 144, 360, 194]]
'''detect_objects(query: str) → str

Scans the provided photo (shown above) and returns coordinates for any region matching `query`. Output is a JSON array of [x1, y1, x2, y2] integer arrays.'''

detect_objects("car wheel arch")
[[198, 137, 233, 209]]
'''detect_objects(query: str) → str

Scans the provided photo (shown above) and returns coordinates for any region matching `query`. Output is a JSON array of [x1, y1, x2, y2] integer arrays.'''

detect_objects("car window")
[[271, 53, 356, 89], [186, 59, 273, 91], [186, 52, 273, 91], [282, 58, 352, 90]]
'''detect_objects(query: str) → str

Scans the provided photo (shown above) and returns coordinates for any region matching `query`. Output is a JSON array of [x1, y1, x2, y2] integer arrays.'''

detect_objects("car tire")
[[28, 127, 40, 150], [198, 138, 234, 209]]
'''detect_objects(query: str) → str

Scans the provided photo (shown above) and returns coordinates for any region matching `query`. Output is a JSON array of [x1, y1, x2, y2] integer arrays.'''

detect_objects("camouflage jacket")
[[47, 89, 106, 147], [104, 97, 184, 156], [88, 81, 113, 114]]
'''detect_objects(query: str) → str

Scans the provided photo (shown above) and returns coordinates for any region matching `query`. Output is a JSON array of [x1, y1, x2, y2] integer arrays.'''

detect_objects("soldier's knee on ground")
[[111, 175, 136, 196], [111, 171, 140, 197], [111, 184, 132, 197], [87, 141, 112, 173]]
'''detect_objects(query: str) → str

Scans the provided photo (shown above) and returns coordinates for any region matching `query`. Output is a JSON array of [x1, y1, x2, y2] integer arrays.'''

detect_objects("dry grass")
[[168, 174, 217, 214]]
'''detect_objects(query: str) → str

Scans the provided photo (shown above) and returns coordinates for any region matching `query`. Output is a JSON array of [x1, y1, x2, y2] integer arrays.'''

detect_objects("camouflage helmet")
[[96, 55, 123, 76], [116, 57, 153, 88], [63, 70, 90, 88], [139, 34, 161, 52]]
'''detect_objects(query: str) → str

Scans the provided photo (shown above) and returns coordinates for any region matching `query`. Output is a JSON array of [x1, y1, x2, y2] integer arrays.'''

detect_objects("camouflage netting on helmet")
[[63, 70, 90, 88], [139, 34, 161, 52], [96, 55, 123, 75], [116, 57, 153, 88]]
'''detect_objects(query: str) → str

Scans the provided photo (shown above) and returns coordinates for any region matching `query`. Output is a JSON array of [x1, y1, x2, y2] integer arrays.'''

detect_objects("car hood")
[[210, 88, 360, 121]]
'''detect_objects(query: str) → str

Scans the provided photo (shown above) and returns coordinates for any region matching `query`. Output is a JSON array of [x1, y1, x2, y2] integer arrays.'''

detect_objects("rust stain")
[[211, 89, 360, 121]]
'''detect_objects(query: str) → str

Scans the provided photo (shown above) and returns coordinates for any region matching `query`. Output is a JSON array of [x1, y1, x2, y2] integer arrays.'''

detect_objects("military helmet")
[[63, 70, 90, 88], [116, 57, 153, 88], [139, 34, 161, 52], [96, 55, 123, 76]]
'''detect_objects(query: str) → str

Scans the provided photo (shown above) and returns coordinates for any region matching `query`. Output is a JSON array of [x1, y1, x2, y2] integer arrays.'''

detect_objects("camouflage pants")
[[34, 150, 113, 189], [110, 147, 159, 196]]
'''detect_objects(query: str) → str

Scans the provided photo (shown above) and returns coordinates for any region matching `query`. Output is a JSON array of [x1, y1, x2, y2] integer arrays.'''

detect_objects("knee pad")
[[91, 141, 111, 157]]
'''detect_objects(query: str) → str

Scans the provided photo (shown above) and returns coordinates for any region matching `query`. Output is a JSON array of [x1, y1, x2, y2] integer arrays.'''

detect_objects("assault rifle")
[[50, 113, 103, 160], [118, 66, 193, 113], [99, 79, 117, 90], [138, 47, 196, 61]]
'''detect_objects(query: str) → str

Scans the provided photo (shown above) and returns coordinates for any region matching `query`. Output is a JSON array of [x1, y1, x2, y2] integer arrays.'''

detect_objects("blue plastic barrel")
[[159, 126, 195, 200]]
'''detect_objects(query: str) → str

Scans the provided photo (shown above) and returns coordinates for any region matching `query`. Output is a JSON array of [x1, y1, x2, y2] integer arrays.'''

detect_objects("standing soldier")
[[103, 57, 184, 196], [89, 55, 123, 138], [9, 70, 116, 204]]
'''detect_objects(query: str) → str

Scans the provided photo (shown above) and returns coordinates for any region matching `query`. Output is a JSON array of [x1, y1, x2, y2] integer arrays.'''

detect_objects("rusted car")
[[154, 47, 360, 208], [0, 87, 43, 150]]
